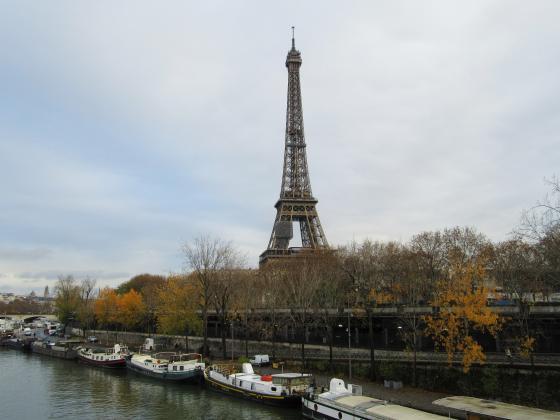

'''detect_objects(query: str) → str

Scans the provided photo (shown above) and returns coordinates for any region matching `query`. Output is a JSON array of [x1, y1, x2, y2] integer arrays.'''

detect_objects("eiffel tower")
[[259, 30, 328, 266]]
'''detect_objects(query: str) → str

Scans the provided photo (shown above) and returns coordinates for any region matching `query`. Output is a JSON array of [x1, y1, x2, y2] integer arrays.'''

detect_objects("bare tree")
[[313, 251, 344, 371], [517, 176, 560, 294], [280, 256, 322, 369], [211, 249, 246, 359], [259, 264, 287, 360], [494, 239, 544, 366], [183, 235, 234, 356], [339, 240, 384, 381], [78, 277, 97, 332]]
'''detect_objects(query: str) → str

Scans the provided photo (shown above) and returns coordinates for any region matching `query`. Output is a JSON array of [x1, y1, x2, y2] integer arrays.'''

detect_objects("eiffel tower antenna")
[[260, 32, 329, 266], [291, 26, 295, 49]]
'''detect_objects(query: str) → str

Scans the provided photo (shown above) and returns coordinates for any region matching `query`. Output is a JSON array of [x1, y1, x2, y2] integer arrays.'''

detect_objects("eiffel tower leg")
[[299, 218, 313, 248]]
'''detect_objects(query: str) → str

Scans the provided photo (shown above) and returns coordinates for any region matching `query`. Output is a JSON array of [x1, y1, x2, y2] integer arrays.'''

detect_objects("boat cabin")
[[433, 396, 560, 420]]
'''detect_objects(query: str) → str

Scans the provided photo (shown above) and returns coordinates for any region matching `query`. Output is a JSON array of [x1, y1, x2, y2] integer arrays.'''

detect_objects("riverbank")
[[84, 329, 560, 412]]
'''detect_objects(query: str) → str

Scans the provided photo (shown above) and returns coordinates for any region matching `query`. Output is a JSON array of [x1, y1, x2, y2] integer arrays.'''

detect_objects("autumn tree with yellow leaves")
[[94, 287, 120, 329], [424, 257, 502, 372], [155, 275, 202, 351], [117, 289, 146, 331]]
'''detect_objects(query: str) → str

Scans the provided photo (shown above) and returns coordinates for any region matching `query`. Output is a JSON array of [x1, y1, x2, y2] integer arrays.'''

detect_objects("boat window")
[[173, 366, 177, 371], [290, 377, 312, 386], [180, 366, 184, 371], [271, 387, 277, 391]]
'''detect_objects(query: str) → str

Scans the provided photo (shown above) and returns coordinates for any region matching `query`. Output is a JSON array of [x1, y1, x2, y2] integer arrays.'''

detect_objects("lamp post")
[[348, 307, 352, 381], [231, 320, 234, 361]]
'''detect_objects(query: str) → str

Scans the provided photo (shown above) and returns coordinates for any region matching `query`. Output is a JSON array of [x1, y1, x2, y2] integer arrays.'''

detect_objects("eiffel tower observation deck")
[[260, 30, 328, 266]]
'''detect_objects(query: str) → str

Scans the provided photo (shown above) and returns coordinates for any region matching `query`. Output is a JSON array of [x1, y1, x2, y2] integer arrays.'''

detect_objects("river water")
[[0, 348, 301, 419]]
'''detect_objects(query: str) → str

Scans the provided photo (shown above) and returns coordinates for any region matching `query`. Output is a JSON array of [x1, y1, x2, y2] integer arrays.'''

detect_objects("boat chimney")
[[242, 363, 254, 374]]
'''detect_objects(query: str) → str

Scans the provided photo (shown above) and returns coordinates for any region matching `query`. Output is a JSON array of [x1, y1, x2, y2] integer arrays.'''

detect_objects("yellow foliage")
[[117, 289, 146, 330], [368, 288, 394, 305], [155, 275, 202, 336], [424, 258, 502, 373], [94, 288, 119, 328], [519, 336, 536, 358]]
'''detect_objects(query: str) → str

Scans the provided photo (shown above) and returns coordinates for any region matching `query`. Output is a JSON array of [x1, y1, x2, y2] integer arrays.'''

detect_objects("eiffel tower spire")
[[260, 32, 328, 265]]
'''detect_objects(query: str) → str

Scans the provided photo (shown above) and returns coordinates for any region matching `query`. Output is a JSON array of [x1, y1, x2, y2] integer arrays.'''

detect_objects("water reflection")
[[0, 349, 300, 420]]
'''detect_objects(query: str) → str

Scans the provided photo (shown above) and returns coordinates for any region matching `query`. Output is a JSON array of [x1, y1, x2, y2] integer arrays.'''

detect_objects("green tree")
[[54, 275, 81, 326]]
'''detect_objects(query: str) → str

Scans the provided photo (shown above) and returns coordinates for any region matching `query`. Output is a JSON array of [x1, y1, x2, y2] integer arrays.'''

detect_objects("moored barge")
[[31, 339, 79, 360], [302, 378, 447, 420], [77, 343, 129, 368], [204, 362, 312, 407], [126, 352, 204, 382]]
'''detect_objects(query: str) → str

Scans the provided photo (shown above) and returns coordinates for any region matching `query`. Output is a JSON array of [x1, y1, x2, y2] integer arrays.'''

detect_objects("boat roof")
[[272, 373, 312, 378], [432, 396, 560, 419], [319, 393, 447, 419]]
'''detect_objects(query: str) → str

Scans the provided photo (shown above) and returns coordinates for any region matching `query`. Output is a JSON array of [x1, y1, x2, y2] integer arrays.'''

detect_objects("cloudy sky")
[[1, 1, 558, 294]]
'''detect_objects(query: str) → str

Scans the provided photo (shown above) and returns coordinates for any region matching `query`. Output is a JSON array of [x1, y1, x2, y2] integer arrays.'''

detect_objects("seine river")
[[0, 348, 301, 419]]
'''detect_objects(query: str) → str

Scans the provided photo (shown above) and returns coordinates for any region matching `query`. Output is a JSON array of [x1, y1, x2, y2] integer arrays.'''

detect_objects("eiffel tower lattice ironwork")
[[260, 31, 328, 265]]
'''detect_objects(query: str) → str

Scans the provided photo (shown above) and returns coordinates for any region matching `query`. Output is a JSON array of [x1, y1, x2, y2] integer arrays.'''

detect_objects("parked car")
[[87, 336, 98, 343], [249, 354, 270, 366]]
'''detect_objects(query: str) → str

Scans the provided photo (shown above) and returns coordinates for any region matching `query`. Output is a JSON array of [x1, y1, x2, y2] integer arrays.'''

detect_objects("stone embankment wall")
[[84, 330, 560, 367]]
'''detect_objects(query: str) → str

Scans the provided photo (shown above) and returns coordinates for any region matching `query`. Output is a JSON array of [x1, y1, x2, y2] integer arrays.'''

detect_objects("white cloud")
[[1, 1, 559, 293]]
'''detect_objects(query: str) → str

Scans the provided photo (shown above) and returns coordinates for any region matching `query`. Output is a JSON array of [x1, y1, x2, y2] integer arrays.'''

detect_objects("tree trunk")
[[329, 324, 334, 372], [221, 315, 227, 360], [531, 352, 538, 406], [244, 313, 249, 358], [272, 324, 277, 360], [271, 308, 276, 360], [301, 334, 305, 370], [244, 331, 249, 358], [202, 306, 208, 357], [368, 310, 376, 381], [413, 330, 417, 387]]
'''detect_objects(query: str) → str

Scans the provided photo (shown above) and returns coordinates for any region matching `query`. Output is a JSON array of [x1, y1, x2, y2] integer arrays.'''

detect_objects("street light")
[[348, 309, 352, 381], [231, 320, 235, 361]]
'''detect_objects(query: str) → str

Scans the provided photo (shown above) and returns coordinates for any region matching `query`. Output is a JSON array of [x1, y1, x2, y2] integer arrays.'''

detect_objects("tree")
[[280, 255, 322, 369], [54, 275, 81, 326], [233, 269, 260, 358], [518, 176, 560, 295], [494, 238, 547, 380], [424, 257, 502, 372], [155, 275, 202, 351], [259, 264, 288, 360], [212, 257, 246, 359], [118, 289, 146, 331], [387, 246, 428, 386], [77, 277, 97, 331], [182, 235, 233, 356], [94, 288, 119, 330], [339, 240, 380, 380], [116, 274, 166, 295], [313, 251, 345, 371]]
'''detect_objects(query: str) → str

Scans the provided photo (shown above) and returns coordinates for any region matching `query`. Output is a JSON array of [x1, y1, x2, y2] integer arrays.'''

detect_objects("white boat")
[[77, 344, 129, 368], [204, 362, 312, 407], [126, 352, 204, 382], [433, 396, 560, 419], [302, 378, 447, 419]]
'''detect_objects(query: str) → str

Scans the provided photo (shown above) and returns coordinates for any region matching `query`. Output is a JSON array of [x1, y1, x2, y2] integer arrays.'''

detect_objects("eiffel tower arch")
[[259, 32, 328, 266]]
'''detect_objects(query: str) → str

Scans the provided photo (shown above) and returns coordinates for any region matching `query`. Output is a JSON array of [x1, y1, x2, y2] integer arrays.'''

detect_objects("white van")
[[249, 354, 270, 366]]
